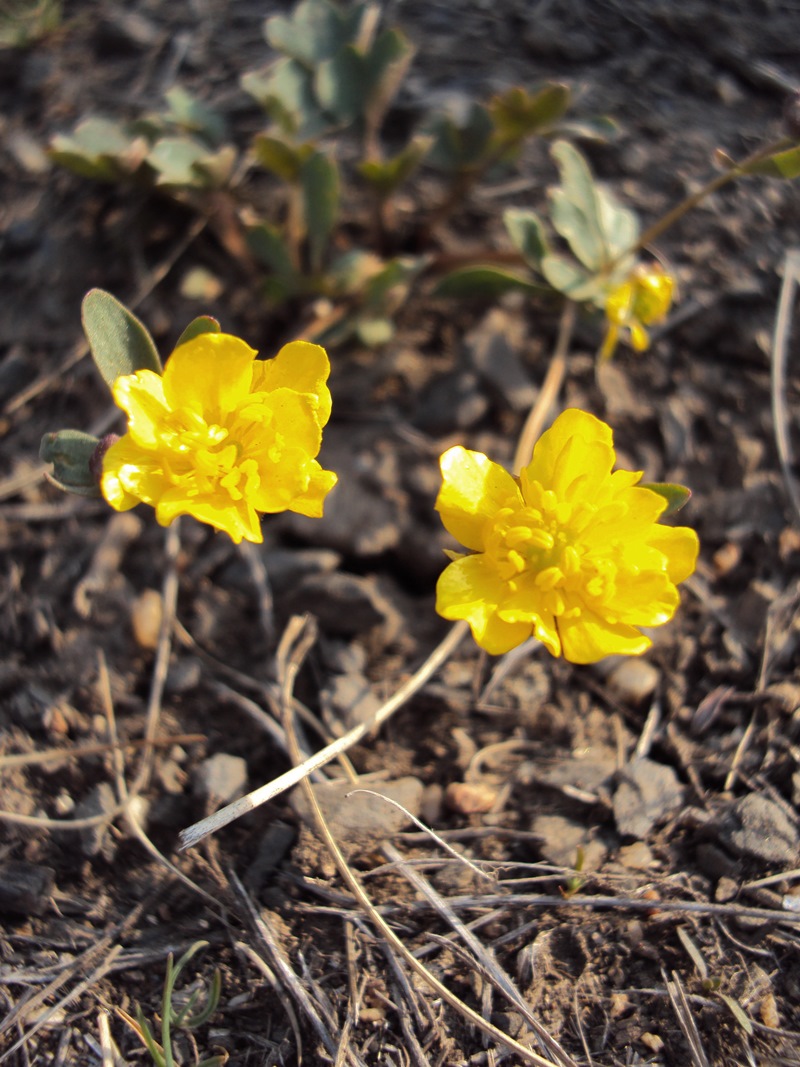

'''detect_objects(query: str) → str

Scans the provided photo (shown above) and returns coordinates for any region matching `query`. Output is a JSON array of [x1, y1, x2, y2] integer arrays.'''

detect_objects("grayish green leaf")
[[40, 430, 102, 498], [301, 152, 340, 272], [81, 288, 161, 389], [504, 208, 550, 269]]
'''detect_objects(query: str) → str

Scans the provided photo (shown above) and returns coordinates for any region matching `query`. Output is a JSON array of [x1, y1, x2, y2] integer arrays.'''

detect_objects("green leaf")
[[301, 152, 340, 272], [540, 254, 599, 300], [490, 83, 571, 142], [504, 208, 550, 270], [81, 288, 161, 389], [641, 482, 692, 517], [552, 115, 619, 143], [357, 135, 431, 196], [39, 430, 102, 498], [245, 221, 297, 280], [596, 185, 639, 262], [433, 265, 542, 299], [315, 45, 364, 124], [252, 134, 314, 181], [49, 117, 146, 182], [718, 994, 753, 1035], [265, 0, 368, 66], [741, 144, 800, 180], [426, 104, 495, 173], [146, 137, 235, 189], [242, 59, 327, 138], [163, 86, 226, 146], [326, 250, 384, 296], [361, 28, 414, 132], [550, 140, 608, 270], [175, 317, 221, 348]]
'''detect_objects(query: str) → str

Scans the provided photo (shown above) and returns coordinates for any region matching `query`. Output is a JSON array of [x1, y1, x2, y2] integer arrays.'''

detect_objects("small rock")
[[719, 794, 800, 867], [613, 759, 685, 839], [445, 781, 499, 814], [131, 589, 163, 650], [194, 754, 248, 806], [262, 548, 341, 596], [531, 814, 608, 870], [464, 308, 534, 413], [715, 877, 739, 903], [165, 656, 202, 694], [0, 861, 55, 917], [518, 756, 616, 796], [318, 638, 368, 676], [290, 777, 423, 845], [321, 673, 381, 732], [73, 783, 118, 858], [606, 659, 659, 706], [420, 784, 444, 825], [413, 371, 489, 433], [618, 842, 656, 871], [282, 572, 402, 639], [244, 821, 297, 891]]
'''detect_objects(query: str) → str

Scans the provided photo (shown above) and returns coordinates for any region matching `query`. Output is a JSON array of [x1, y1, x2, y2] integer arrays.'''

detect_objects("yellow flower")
[[435, 409, 698, 664], [600, 263, 674, 360], [101, 332, 337, 544]]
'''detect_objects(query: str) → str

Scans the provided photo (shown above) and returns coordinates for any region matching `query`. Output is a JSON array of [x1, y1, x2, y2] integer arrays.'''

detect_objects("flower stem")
[[612, 136, 793, 268], [512, 300, 576, 474]]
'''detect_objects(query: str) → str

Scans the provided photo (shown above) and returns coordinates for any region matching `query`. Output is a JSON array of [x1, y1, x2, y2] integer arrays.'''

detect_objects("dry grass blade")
[[770, 246, 800, 525], [275, 615, 565, 1067], [229, 869, 356, 1065], [381, 842, 578, 1067], [178, 620, 469, 850], [664, 969, 712, 1067]]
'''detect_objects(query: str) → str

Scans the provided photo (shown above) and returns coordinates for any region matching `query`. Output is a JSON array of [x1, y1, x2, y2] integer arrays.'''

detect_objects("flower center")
[[485, 482, 622, 619], [159, 408, 263, 502]]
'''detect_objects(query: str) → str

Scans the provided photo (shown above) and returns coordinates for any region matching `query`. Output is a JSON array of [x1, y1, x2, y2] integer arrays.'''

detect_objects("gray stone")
[[531, 814, 608, 870], [282, 571, 402, 639], [719, 794, 800, 867], [244, 821, 297, 891], [465, 308, 535, 413], [263, 548, 341, 596], [606, 658, 659, 706], [73, 782, 118, 858], [413, 371, 489, 434], [321, 673, 381, 732], [290, 777, 424, 845], [613, 759, 685, 839], [194, 754, 248, 806]]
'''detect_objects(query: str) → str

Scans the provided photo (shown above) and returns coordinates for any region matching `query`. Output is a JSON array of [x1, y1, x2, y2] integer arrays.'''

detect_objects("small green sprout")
[[116, 941, 227, 1067]]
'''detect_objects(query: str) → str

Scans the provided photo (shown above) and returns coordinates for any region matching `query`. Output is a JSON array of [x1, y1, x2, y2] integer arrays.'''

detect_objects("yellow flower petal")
[[101, 330, 337, 543], [436, 446, 521, 551], [252, 340, 333, 427], [434, 409, 698, 663], [163, 333, 257, 417]]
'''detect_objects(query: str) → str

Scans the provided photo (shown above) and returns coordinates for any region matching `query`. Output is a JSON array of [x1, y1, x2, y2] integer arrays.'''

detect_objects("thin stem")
[[512, 300, 576, 474], [612, 136, 793, 268]]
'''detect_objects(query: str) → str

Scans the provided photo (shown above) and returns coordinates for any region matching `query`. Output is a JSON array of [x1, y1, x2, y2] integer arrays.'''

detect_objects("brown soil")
[[2, 2, 800, 1065]]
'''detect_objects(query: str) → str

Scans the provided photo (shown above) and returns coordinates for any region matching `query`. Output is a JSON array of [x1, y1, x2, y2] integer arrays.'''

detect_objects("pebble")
[[263, 548, 341, 596], [445, 781, 498, 814], [244, 821, 297, 891], [719, 794, 800, 867], [605, 659, 659, 706], [530, 814, 608, 870], [612, 758, 685, 839], [321, 673, 381, 732], [0, 860, 55, 916], [193, 754, 248, 806], [131, 589, 163, 650], [73, 783, 117, 859], [290, 777, 423, 845], [413, 371, 489, 433], [282, 572, 402, 639], [618, 842, 657, 871], [464, 308, 535, 413]]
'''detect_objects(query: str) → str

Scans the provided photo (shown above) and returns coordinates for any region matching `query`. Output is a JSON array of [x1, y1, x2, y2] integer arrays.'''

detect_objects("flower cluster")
[[434, 409, 698, 663], [600, 262, 674, 360], [101, 333, 337, 544]]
